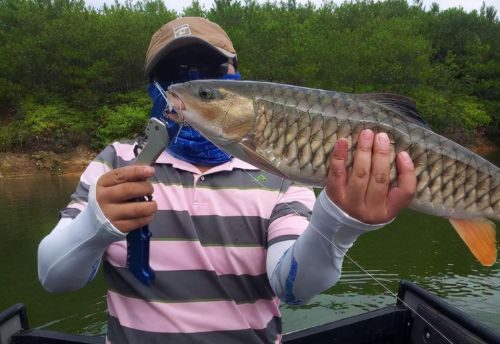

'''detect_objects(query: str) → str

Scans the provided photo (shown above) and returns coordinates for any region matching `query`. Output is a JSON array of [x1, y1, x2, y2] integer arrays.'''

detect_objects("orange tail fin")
[[449, 218, 497, 266]]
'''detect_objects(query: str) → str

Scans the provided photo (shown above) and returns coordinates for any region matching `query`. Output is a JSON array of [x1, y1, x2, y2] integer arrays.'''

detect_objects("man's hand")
[[96, 165, 158, 233], [325, 129, 416, 224]]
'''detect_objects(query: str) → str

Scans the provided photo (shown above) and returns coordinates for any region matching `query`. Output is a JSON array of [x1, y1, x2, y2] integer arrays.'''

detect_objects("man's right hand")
[[96, 165, 157, 233]]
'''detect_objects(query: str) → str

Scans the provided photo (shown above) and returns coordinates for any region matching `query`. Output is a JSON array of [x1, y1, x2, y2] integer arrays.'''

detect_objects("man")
[[38, 17, 416, 343]]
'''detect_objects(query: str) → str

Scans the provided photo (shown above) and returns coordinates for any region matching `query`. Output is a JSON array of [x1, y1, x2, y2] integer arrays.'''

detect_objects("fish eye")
[[199, 87, 214, 99]]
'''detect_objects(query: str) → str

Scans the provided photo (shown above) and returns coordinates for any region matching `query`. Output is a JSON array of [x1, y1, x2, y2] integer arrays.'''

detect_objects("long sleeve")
[[267, 190, 389, 305], [38, 183, 126, 292]]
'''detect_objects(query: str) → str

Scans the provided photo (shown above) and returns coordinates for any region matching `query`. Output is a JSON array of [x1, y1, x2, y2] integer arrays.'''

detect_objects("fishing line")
[[243, 169, 455, 344]]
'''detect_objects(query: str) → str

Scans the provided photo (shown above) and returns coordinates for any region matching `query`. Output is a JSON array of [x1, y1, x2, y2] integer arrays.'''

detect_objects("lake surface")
[[1, 150, 499, 336]]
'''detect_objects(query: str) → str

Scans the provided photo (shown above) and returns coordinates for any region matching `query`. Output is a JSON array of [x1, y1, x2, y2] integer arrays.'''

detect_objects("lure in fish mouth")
[[164, 90, 185, 124]]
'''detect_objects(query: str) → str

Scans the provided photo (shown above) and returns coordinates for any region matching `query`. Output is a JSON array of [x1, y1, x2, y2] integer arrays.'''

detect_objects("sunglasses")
[[151, 43, 232, 81]]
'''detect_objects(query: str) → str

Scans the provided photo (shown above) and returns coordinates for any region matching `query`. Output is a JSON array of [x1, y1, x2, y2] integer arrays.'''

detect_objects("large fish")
[[166, 80, 500, 266]]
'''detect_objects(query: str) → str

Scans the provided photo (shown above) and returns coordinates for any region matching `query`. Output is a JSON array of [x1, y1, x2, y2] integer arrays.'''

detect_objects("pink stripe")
[[107, 291, 280, 333], [268, 214, 309, 242], [106, 241, 266, 276], [112, 142, 136, 161], [156, 151, 201, 173], [203, 245, 266, 276], [278, 185, 315, 210], [80, 160, 111, 186], [66, 202, 87, 211], [153, 185, 280, 217]]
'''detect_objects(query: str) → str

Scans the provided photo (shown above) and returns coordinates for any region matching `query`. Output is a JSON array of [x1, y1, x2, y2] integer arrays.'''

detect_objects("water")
[[281, 209, 500, 332], [0, 175, 107, 335], [1, 150, 499, 336]]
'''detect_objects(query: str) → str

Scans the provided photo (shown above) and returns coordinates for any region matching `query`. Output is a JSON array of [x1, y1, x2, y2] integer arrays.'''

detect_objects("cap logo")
[[174, 24, 192, 38]]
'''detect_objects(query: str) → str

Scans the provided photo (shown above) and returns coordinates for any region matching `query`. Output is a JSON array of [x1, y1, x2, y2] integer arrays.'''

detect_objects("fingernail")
[[377, 132, 389, 145], [335, 139, 348, 149], [144, 166, 155, 174], [399, 151, 411, 163], [361, 129, 374, 143]]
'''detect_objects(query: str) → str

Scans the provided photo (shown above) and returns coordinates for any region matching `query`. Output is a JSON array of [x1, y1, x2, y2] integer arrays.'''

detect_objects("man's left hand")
[[325, 129, 417, 224]]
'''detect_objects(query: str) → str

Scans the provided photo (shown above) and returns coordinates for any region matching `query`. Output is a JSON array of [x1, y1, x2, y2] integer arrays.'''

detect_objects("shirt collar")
[[156, 151, 259, 174]]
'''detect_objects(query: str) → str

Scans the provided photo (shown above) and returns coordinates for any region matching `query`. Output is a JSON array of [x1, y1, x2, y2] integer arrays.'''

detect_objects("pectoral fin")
[[238, 142, 290, 179], [449, 218, 497, 266]]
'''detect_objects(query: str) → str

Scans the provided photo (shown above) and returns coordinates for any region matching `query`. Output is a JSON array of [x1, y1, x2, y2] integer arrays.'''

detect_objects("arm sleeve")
[[38, 184, 126, 292], [267, 190, 390, 305], [37, 144, 126, 292]]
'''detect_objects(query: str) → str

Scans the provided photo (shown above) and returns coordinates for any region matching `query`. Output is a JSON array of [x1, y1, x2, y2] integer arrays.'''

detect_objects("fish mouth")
[[165, 89, 186, 124]]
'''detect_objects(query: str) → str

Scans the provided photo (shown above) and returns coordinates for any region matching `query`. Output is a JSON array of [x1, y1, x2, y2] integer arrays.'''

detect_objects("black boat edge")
[[1, 280, 499, 344]]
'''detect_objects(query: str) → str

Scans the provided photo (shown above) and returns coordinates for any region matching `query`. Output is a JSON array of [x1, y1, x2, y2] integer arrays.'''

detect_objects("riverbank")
[[0, 136, 498, 179], [0, 146, 96, 179]]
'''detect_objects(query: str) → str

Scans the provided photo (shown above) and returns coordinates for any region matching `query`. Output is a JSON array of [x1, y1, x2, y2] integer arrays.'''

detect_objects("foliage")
[[0, 100, 91, 152], [413, 88, 490, 132], [93, 98, 150, 150], [0, 0, 499, 152]]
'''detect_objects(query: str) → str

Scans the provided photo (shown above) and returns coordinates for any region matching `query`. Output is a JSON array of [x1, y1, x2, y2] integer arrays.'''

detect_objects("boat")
[[2, 280, 499, 344]]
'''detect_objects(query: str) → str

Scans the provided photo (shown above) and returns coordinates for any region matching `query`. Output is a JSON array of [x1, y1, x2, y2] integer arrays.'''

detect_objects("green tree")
[[0, 0, 499, 152]]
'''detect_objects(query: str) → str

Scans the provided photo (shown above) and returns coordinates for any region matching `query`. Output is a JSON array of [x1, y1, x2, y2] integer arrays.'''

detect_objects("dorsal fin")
[[360, 93, 430, 129]]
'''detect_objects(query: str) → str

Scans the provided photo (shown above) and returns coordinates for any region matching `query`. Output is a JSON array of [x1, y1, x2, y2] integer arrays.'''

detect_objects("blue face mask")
[[147, 70, 242, 166]]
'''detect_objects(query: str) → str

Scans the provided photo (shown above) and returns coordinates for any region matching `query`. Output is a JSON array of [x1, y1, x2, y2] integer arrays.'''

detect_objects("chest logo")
[[254, 174, 268, 182]]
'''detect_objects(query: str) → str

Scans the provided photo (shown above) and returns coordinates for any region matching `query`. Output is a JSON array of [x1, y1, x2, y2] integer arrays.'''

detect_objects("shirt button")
[[200, 176, 205, 181]]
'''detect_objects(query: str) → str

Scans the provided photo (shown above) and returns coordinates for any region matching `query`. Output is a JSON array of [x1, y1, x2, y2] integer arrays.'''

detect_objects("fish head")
[[166, 80, 255, 147]]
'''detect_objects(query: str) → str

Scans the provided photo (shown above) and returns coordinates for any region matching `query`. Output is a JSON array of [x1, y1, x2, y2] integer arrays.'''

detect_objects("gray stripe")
[[71, 181, 90, 203], [153, 167, 286, 190], [94, 144, 119, 168], [103, 261, 275, 303], [150, 210, 269, 247], [269, 201, 312, 223], [268, 235, 300, 247], [59, 207, 81, 219], [206, 169, 284, 190], [153, 163, 197, 186], [58, 146, 114, 218], [59, 145, 117, 219], [59, 180, 90, 218], [107, 314, 281, 344]]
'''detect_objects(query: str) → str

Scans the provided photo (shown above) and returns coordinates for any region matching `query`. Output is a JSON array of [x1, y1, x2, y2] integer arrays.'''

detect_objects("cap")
[[145, 17, 237, 78]]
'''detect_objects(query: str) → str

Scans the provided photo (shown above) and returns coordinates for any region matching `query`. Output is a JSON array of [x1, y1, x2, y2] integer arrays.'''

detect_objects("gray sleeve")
[[267, 190, 390, 305], [38, 183, 126, 292]]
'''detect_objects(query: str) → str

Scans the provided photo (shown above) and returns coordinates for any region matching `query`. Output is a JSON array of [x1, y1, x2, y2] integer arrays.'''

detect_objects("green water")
[[1, 150, 499, 336], [0, 176, 107, 334]]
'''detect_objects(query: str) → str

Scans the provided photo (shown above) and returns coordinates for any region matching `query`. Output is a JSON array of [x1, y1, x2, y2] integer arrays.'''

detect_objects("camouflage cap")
[[145, 17, 237, 77]]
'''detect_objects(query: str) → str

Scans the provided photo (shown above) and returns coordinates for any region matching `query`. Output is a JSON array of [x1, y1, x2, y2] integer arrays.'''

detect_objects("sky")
[[84, 0, 500, 14]]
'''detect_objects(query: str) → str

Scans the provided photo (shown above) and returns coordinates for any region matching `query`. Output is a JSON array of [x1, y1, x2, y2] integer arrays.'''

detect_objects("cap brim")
[[145, 36, 236, 77]]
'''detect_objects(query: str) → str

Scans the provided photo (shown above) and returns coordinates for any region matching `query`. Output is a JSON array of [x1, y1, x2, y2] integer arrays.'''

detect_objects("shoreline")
[[0, 146, 97, 179], [0, 138, 498, 179]]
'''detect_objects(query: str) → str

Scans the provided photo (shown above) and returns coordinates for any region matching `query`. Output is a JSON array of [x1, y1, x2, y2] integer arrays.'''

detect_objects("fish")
[[166, 80, 500, 266]]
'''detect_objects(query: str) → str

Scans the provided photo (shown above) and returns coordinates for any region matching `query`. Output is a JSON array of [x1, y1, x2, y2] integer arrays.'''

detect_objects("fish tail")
[[449, 218, 497, 266]]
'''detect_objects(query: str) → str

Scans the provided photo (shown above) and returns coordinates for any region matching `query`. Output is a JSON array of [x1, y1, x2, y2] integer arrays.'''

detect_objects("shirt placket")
[[192, 174, 208, 205]]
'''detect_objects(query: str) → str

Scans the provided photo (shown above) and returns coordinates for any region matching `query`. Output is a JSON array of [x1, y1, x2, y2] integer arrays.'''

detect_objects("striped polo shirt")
[[60, 141, 315, 344]]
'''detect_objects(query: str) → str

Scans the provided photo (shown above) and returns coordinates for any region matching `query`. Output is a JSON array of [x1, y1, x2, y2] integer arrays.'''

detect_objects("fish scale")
[[257, 94, 498, 220], [167, 80, 500, 266]]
